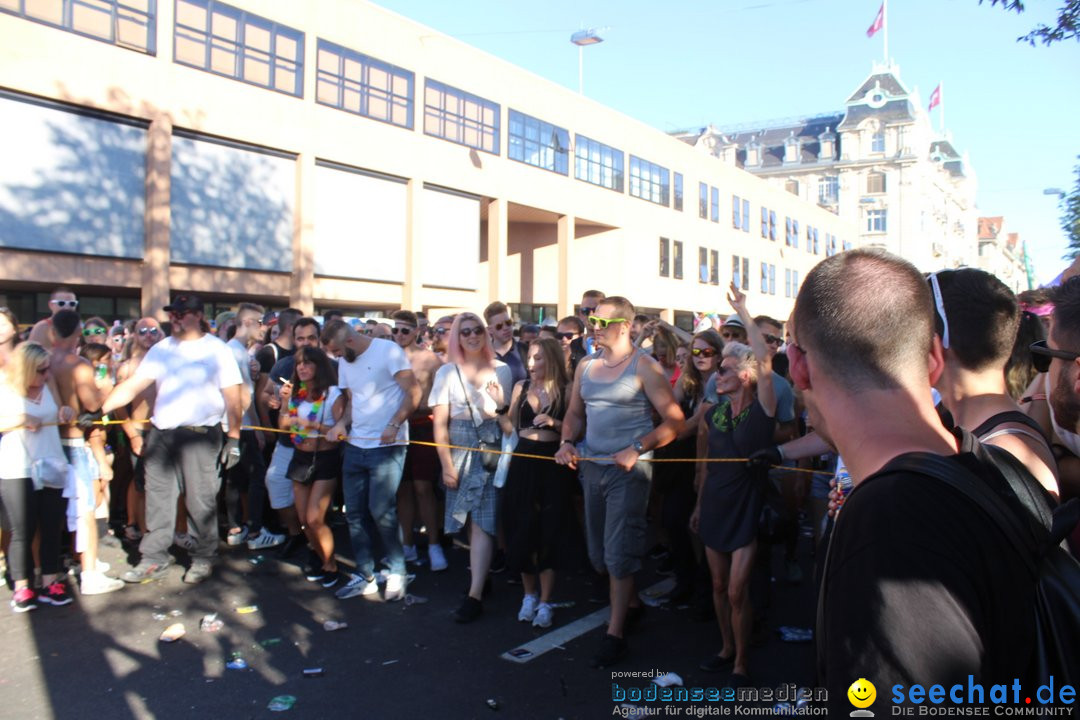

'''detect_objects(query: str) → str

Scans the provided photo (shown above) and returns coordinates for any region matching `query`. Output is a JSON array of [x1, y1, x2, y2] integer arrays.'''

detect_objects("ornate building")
[[977, 217, 1030, 294]]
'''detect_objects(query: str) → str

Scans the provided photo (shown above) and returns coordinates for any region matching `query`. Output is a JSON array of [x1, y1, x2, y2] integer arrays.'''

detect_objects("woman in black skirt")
[[690, 284, 776, 684], [496, 337, 575, 629]]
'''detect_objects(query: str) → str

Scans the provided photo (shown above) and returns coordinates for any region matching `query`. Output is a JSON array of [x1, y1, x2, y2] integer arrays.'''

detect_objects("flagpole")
[[883, 0, 889, 64]]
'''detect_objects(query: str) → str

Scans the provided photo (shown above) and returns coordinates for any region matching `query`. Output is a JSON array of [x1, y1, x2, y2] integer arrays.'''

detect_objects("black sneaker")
[[699, 652, 735, 673], [655, 556, 675, 576], [122, 560, 172, 583], [320, 570, 343, 589], [276, 534, 306, 559], [10, 587, 36, 613], [648, 543, 669, 560], [453, 596, 483, 624], [183, 560, 213, 584], [590, 633, 628, 668], [37, 580, 73, 607], [304, 565, 326, 583], [625, 604, 646, 632]]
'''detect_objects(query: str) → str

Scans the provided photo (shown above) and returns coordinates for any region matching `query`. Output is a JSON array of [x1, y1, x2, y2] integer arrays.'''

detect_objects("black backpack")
[[879, 437, 1080, 687]]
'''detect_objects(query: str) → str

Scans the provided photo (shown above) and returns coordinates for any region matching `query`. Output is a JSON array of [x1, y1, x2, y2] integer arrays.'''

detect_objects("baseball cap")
[[722, 314, 745, 330], [163, 293, 204, 314], [262, 311, 279, 327]]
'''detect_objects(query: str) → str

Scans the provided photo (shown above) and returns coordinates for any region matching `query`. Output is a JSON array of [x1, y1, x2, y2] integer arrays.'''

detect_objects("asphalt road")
[[0, 520, 819, 720]]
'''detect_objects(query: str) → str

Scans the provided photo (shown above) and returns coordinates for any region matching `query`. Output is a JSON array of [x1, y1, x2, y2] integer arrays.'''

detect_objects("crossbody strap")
[[455, 365, 485, 445]]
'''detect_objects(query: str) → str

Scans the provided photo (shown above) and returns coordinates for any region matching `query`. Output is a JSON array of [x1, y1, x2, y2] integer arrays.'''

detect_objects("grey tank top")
[[580, 350, 656, 461]]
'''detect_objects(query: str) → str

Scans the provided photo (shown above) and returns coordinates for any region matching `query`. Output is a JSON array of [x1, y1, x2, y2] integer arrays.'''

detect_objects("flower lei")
[[287, 382, 324, 446]]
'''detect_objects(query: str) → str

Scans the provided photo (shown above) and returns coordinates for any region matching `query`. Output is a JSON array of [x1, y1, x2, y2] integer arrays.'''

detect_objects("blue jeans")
[[342, 444, 407, 578]]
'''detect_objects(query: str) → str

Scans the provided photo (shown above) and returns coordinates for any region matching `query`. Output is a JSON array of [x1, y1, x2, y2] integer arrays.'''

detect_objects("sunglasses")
[[1030, 340, 1080, 374], [555, 331, 578, 340], [50, 300, 79, 308], [138, 327, 160, 336], [391, 326, 415, 335], [459, 326, 484, 337], [82, 327, 106, 337], [431, 327, 448, 336], [109, 335, 125, 343], [580, 307, 596, 316], [586, 316, 627, 330], [764, 334, 783, 345], [491, 322, 510, 332], [717, 365, 734, 376], [691, 347, 718, 358]]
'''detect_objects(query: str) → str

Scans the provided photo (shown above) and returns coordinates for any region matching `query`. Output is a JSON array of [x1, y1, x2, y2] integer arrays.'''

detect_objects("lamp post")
[[571, 28, 604, 95]]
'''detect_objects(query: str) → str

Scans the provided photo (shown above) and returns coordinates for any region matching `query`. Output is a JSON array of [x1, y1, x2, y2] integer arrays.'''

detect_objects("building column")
[[487, 197, 507, 304], [403, 178, 423, 311], [290, 153, 315, 315], [557, 214, 574, 319], [142, 113, 171, 320]]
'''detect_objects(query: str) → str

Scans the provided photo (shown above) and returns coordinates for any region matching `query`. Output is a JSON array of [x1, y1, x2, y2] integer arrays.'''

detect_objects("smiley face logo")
[[847, 678, 876, 709]]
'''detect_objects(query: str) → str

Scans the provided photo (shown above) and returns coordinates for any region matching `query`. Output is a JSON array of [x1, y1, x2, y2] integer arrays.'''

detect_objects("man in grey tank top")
[[555, 296, 685, 668]]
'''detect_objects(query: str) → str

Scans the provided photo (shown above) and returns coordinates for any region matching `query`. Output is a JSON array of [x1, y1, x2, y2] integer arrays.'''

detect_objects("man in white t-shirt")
[[321, 319, 420, 602], [98, 293, 242, 585]]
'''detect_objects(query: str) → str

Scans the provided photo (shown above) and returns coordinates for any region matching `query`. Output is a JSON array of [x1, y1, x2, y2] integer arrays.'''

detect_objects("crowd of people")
[[0, 248, 1077, 709]]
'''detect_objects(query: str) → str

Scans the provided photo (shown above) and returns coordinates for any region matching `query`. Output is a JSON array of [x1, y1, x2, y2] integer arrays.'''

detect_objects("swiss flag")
[[928, 84, 942, 111], [867, 3, 884, 37]]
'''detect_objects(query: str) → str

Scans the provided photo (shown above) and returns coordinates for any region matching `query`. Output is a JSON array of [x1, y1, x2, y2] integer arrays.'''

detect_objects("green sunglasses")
[[586, 316, 628, 330]]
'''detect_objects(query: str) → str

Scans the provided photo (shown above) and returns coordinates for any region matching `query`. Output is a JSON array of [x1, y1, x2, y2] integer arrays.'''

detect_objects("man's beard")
[[1051, 366, 1080, 433]]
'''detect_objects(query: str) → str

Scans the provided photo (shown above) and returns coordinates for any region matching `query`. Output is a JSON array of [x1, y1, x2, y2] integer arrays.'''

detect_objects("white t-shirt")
[[227, 338, 258, 429], [0, 384, 66, 479], [135, 334, 243, 430], [336, 339, 413, 449], [284, 386, 341, 441], [428, 361, 513, 422]]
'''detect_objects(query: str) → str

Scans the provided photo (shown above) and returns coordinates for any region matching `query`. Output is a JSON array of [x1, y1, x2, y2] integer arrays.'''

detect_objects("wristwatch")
[[632, 440, 645, 454]]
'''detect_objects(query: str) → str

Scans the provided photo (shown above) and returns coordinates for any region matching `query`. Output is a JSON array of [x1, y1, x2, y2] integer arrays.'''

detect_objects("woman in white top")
[[0, 343, 76, 611], [429, 312, 512, 623]]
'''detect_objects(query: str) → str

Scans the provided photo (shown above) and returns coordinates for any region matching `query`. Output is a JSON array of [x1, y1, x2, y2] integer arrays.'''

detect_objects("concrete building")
[[674, 63, 980, 274], [977, 217, 1029, 294], [0, 0, 854, 327]]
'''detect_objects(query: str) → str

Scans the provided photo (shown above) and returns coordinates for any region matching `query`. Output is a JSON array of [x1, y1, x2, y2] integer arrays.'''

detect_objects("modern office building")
[[674, 64, 982, 275], [0, 0, 854, 327]]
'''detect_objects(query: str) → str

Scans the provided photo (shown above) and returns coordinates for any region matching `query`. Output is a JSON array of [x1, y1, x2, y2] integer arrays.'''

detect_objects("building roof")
[[845, 71, 911, 104], [978, 216, 1004, 240]]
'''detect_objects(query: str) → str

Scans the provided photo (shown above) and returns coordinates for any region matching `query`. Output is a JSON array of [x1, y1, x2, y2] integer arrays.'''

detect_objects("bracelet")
[[560, 439, 574, 446], [387, 421, 401, 429]]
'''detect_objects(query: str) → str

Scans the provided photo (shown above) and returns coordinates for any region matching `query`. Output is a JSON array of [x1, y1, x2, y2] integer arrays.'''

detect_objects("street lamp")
[[1044, 187, 1066, 198], [571, 28, 605, 95]]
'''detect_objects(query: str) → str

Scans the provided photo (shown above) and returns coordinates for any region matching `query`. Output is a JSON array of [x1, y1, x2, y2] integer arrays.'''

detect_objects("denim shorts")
[[62, 440, 99, 516]]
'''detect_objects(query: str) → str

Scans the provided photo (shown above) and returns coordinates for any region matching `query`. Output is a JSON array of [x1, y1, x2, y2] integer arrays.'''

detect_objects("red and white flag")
[[867, 3, 884, 37], [928, 84, 942, 111]]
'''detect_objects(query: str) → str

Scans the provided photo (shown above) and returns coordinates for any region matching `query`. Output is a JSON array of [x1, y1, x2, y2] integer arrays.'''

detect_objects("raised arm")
[[728, 282, 776, 417]]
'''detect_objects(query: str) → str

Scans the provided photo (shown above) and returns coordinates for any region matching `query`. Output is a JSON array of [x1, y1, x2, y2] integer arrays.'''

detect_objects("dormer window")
[[871, 128, 885, 153], [746, 136, 762, 167], [818, 126, 836, 161], [783, 132, 800, 164]]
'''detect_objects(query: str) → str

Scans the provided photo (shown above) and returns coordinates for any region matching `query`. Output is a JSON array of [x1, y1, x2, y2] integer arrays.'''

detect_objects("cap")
[[522, 324, 541, 334], [722, 314, 745, 330], [262, 311, 279, 327], [163, 293, 204, 314], [214, 311, 236, 329], [541, 316, 558, 328]]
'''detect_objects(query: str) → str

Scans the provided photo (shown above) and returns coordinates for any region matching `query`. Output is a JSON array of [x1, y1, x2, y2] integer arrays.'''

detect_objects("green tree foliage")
[[982, 0, 1080, 45], [1064, 157, 1080, 259]]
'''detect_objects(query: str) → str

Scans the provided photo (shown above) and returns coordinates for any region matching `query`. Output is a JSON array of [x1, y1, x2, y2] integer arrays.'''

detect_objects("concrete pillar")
[[290, 153, 315, 315], [142, 113, 171, 320], [403, 178, 423, 310], [557, 214, 574, 319], [486, 197, 507, 303]]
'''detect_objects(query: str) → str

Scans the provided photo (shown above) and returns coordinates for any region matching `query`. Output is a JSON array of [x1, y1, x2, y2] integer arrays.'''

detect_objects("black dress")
[[699, 398, 775, 552]]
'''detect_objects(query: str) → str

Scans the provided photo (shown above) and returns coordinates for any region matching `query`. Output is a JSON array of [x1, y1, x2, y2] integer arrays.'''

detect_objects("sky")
[[374, 0, 1079, 285]]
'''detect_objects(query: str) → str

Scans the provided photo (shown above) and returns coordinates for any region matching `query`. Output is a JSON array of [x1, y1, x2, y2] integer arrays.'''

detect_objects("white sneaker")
[[428, 544, 448, 572], [533, 602, 554, 629], [402, 544, 419, 563], [246, 528, 286, 550], [335, 573, 380, 601], [385, 573, 406, 602], [226, 528, 249, 546], [518, 594, 539, 623], [80, 570, 124, 596]]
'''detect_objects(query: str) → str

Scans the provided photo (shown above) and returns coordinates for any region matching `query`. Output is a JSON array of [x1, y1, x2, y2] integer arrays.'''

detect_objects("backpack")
[[879, 437, 1080, 687]]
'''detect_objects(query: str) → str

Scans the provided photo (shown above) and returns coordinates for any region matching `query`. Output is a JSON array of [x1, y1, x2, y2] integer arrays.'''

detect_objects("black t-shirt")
[[818, 445, 1035, 714], [256, 342, 290, 375]]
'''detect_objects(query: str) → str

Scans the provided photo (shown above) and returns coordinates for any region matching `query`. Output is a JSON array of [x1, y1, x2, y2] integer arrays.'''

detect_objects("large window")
[[709, 250, 719, 285], [574, 135, 623, 191], [698, 182, 708, 219], [769, 210, 777, 241], [698, 247, 708, 284], [674, 173, 683, 211], [509, 110, 569, 174], [174, 0, 303, 96], [732, 195, 741, 229], [741, 198, 749, 232], [871, 128, 885, 153], [867, 171, 886, 194], [785, 269, 800, 298], [424, 79, 500, 154], [316, 40, 413, 128], [761, 206, 769, 238], [866, 208, 888, 233], [710, 187, 719, 223], [819, 175, 839, 204], [732, 255, 750, 291], [673, 241, 683, 280], [629, 155, 670, 206], [659, 237, 670, 277], [1, 0, 155, 53]]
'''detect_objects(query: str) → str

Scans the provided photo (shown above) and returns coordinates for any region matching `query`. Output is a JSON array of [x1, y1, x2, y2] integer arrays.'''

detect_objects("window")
[[732, 195, 741, 229], [316, 40, 413, 128], [698, 183, 708, 219], [769, 210, 777, 241], [659, 237, 670, 277], [785, 179, 799, 196], [174, 0, 303, 96], [710, 187, 719, 223], [732, 255, 750, 291], [674, 173, 683, 211], [574, 135, 623, 192], [629, 156, 670, 206], [2, 0, 156, 53], [741, 257, 749, 290], [867, 171, 886, 194], [805, 225, 813, 252], [866, 208, 887, 233], [710, 250, 719, 285], [423, 80, 500, 154], [761, 262, 769, 293], [785, 269, 800, 298], [812, 227, 820, 254], [699, 247, 709, 284], [741, 199, 750, 232], [785, 269, 792, 298], [760, 207, 768, 238], [673, 241, 683, 279], [733, 256, 741, 289], [769, 264, 776, 295], [871, 128, 885, 153], [826, 234, 838, 256], [819, 175, 839, 204], [509, 110, 569, 174], [792, 219, 799, 248], [842, 238, 853, 252], [785, 216, 792, 246]]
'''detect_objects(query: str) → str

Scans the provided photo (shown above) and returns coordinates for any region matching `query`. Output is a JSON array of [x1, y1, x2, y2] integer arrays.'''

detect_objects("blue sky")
[[375, 0, 1079, 285]]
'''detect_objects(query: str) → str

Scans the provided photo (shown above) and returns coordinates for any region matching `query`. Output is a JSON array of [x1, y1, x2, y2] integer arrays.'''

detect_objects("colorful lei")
[[287, 382, 324, 446]]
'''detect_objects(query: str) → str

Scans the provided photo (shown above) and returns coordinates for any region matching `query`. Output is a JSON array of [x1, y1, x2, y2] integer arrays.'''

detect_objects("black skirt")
[[286, 446, 342, 485]]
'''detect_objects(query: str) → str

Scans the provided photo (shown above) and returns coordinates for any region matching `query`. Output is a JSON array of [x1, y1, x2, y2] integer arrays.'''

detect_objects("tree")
[[1064, 156, 1080, 258], [982, 0, 1080, 45]]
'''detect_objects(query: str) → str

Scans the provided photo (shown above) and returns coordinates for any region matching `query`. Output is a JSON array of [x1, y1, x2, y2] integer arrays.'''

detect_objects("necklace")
[[602, 351, 633, 368], [287, 382, 324, 446]]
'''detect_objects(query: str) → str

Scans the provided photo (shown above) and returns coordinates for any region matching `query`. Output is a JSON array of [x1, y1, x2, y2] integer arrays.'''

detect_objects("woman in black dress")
[[690, 284, 776, 684]]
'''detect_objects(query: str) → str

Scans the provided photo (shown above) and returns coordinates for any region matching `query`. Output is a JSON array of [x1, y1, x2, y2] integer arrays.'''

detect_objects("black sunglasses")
[[391, 326, 415, 335], [431, 327, 448, 336], [764, 334, 783, 345], [459, 327, 484, 337], [555, 331, 578, 340], [1030, 340, 1080, 374], [138, 327, 160, 336]]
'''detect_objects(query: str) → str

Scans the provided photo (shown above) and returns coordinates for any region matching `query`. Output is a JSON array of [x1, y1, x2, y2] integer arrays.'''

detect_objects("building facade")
[[977, 217, 1029, 294], [674, 64, 980, 275], [0, 0, 854, 327]]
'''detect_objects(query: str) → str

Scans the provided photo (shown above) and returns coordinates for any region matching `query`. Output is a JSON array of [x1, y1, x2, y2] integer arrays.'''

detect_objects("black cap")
[[163, 293, 204, 314]]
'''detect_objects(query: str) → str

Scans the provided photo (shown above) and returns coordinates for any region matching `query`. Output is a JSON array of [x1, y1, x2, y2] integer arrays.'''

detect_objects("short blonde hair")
[[721, 342, 757, 384], [9, 342, 49, 397]]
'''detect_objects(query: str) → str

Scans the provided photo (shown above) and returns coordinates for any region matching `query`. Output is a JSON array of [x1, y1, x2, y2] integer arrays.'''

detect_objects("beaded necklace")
[[287, 382, 324, 446]]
